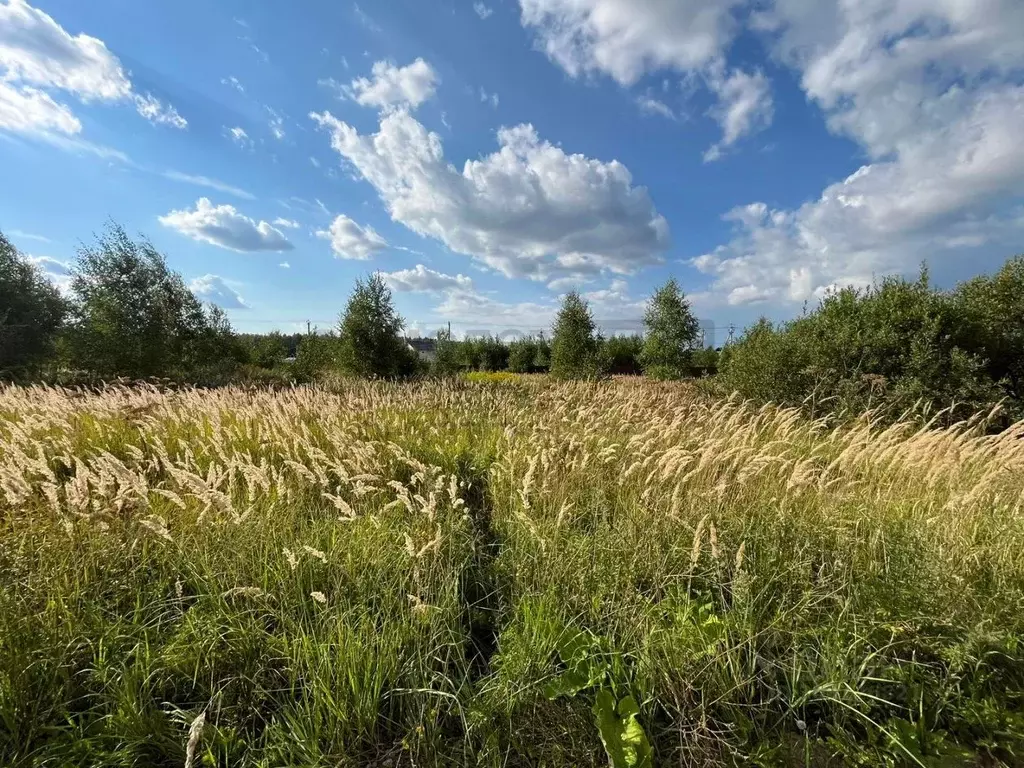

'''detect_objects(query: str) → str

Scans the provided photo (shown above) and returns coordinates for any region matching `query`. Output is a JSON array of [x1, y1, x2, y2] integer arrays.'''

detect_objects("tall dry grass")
[[1, 378, 1022, 766]]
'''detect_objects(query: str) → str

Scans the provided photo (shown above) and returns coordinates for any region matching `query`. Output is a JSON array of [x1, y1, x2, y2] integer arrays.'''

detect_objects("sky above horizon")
[[2, 0, 1023, 344]]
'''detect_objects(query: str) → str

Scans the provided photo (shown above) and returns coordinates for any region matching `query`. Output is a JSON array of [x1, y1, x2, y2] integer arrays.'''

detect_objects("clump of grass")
[[462, 371, 525, 385], [1, 379, 1023, 766]]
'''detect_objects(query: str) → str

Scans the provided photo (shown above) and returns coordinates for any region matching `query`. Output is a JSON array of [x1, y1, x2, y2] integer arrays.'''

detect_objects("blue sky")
[[2, 0, 1022, 344]]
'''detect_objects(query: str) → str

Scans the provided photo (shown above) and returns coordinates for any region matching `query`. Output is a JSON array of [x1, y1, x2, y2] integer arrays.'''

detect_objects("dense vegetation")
[[4, 223, 1024, 424], [2, 379, 1023, 766], [718, 262, 1024, 425]]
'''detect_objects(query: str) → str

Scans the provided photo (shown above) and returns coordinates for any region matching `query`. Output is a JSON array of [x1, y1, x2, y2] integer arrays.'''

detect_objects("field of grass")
[[2, 378, 1024, 767]]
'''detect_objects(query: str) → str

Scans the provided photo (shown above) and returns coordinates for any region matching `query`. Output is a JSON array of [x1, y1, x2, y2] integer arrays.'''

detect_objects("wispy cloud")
[[636, 96, 676, 120], [221, 75, 245, 93], [9, 229, 51, 243], [161, 171, 255, 200], [353, 3, 381, 32]]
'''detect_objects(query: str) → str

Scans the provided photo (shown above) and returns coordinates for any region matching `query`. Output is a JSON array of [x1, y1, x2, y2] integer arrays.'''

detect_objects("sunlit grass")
[[2, 379, 1023, 766]]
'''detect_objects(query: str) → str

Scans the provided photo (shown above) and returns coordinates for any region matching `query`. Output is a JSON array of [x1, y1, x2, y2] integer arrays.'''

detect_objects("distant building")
[[406, 337, 437, 363]]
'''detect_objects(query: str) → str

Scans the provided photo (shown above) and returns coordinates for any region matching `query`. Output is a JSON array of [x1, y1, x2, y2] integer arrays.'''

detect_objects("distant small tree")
[[508, 337, 537, 373], [0, 231, 67, 379], [603, 334, 644, 375], [336, 273, 415, 378], [68, 223, 225, 379], [432, 328, 461, 375], [640, 278, 700, 379], [550, 292, 604, 379], [293, 330, 337, 382], [185, 304, 249, 379], [478, 335, 509, 372], [533, 333, 551, 372], [247, 331, 289, 369]]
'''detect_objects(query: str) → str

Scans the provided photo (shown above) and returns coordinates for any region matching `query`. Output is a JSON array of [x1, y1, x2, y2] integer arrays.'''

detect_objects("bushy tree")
[[953, 256, 1024, 402], [719, 267, 1005, 422], [185, 304, 249, 379], [431, 328, 462, 375], [336, 273, 415, 378], [640, 278, 700, 379], [508, 337, 536, 373], [550, 292, 604, 379], [67, 224, 235, 379], [533, 333, 551, 372], [690, 346, 720, 376], [717, 319, 814, 407], [478, 335, 509, 372], [0, 231, 67, 379], [602, 335, 644, 375], [246, 332, 289, 369], [293, 331, 337, 382]]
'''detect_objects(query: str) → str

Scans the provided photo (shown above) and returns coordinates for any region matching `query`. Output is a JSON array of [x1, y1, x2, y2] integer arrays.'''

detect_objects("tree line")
[[0, 224, 710, 385], [4, 223, 1024, 425]]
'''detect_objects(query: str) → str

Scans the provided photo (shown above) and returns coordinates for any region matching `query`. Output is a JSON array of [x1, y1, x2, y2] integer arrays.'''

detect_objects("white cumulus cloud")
[[0, 0, 186, 134], [315, 214, 388, 260], [694, 0, 1024, 306], [518, 0, 742, 84], [517, 0, 770, 153], [189, 274, 248, 309], [345, 58, 439, 110], [26, 254, 70, 275], [383, 264, 473, 294], [310, 109, 669, 282], [159, 198, 294, 252]]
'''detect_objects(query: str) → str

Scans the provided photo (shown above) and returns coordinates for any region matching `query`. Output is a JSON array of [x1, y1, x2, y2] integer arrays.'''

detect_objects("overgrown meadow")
[[2, 378, 1024, 767]]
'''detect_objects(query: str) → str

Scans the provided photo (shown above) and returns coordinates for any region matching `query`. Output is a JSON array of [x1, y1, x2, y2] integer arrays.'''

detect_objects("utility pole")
[[306, 319, 311, 335]]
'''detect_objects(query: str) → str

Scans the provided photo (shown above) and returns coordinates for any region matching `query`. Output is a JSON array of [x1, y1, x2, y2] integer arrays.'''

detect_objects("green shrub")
[[952, 255, 1024, 408], [602, 335, 643, 375], [719, 267, 1011, 423], [293, 333, 338, 382]]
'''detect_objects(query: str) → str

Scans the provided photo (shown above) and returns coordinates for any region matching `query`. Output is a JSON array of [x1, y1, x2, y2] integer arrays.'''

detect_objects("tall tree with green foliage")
[[550, 291, 604, 379], [67, 223, 238, 379], [336, 273, 416, 378], [640, 278, 700, 379], [0, 231, 67, 379]]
